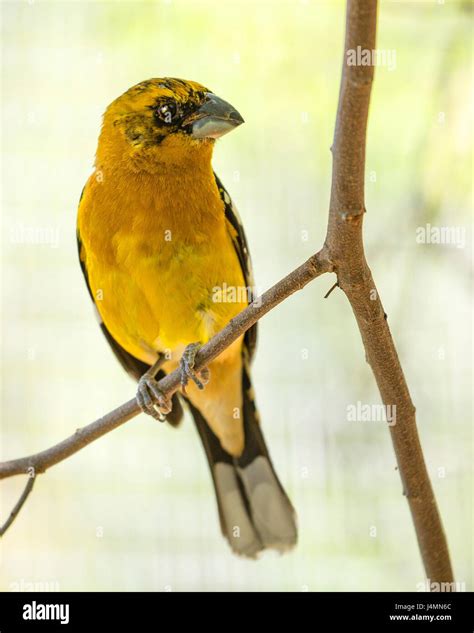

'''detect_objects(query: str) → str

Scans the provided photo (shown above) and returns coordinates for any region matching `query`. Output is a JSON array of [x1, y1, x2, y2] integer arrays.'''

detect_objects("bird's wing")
[[214, 173, 258, 362]]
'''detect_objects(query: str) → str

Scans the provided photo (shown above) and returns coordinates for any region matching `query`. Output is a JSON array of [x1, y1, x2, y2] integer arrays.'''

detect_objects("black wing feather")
[[214, 173, 258, 362]]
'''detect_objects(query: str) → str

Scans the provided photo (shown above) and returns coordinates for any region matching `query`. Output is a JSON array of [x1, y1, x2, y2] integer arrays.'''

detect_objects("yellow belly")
[[89, 238, 247, 364]]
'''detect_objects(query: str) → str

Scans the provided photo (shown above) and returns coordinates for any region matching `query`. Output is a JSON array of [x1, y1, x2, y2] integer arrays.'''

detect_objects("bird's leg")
[[136, 355, 172, 422], [180, 342, 210, 394]]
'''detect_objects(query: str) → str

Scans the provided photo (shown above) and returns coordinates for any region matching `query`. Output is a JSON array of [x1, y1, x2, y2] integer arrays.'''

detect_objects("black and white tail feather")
[[190, 353, 297, 557]]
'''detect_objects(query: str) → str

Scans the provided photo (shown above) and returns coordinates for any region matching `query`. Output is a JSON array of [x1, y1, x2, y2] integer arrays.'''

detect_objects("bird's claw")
[[180, 342, 210, 394], [136, 375, 172, 422]]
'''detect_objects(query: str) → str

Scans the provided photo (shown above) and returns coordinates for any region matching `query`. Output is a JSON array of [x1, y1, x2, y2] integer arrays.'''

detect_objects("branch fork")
[[0, 0, 453, 588]]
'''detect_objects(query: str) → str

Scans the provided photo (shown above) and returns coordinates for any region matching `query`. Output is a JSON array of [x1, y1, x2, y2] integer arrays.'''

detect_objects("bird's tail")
[[188, 365, 297, 558]]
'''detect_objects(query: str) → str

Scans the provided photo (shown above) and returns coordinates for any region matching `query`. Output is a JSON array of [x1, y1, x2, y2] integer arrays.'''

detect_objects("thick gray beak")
[[189, 93, 244, 139]]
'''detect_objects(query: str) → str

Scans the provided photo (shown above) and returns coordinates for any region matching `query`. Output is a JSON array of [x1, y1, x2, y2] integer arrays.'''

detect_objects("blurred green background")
[[1, 0, 472, 592]]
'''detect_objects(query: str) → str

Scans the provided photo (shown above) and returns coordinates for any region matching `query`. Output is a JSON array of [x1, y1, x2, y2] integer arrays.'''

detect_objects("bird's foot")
[[136, 375, 172, 422], [180, 342, 210, 394]]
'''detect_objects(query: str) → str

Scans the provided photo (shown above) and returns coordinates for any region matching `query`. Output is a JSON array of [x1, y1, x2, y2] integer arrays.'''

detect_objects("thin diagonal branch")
[[0, 473, 36, 536], [0, 250, 332, 484]]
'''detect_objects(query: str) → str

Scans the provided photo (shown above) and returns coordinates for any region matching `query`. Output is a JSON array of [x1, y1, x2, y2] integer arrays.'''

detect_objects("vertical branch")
[[325, 0, 454, 584]]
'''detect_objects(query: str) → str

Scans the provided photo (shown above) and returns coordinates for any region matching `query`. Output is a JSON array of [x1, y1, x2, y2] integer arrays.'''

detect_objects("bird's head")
[[97, 78, 244, 171]]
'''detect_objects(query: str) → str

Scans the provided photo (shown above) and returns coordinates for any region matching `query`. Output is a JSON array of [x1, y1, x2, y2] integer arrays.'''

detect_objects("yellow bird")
[[77, 78, 297, 557]]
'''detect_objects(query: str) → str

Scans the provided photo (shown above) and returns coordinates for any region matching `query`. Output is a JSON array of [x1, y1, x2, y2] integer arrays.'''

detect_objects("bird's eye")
[[155, 102, 177, 124]]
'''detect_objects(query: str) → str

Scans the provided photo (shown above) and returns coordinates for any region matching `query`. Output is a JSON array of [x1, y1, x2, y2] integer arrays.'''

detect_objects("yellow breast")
[[78, 163, 247, 365]]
